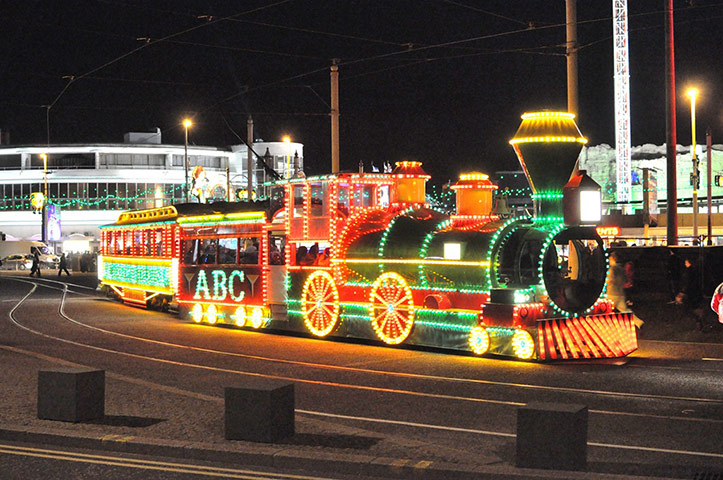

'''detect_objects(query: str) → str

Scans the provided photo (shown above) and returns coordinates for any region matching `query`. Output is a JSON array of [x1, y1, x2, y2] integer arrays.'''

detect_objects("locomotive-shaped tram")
[[99, 112, 638, 361]]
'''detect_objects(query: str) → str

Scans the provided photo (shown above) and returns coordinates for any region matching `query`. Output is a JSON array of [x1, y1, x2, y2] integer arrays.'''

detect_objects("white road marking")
[[0, 443, 340, 479], [5, 280, 723, 432], [19, 277, 716, 406]]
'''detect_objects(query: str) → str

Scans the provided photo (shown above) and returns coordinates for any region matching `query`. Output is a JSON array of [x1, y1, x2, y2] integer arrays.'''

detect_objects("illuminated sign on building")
[[596, 226, 621, 237], [45, 204, 62, 242]]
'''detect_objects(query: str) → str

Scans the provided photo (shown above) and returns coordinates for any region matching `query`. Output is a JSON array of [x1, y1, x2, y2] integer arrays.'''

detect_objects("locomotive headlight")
[[563, 170, 602, 226], [579, 189, 602, 223]]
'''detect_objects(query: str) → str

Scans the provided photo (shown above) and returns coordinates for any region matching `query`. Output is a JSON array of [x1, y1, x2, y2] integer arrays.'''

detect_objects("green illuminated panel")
[[104, 262, 172, 289]]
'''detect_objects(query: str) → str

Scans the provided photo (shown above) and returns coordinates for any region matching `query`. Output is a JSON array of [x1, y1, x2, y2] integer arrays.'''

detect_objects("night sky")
[[2, 1, 723, 184]]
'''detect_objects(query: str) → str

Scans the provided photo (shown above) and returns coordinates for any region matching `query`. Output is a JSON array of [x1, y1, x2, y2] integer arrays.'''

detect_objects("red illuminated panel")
[[549, 321, 568, 359], [539, 313, 637, 360], [565, 319, 591, 359]]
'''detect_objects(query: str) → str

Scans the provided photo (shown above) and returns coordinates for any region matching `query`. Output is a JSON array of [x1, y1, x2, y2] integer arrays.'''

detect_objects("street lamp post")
[[40, 153, 48, 243], [183, 119, 192, 203], [687, 88, 699, 243]]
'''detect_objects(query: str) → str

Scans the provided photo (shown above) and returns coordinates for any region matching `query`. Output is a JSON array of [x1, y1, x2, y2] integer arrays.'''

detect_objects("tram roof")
[[103, 200, 269, 227], [263, 170, 429, 187]]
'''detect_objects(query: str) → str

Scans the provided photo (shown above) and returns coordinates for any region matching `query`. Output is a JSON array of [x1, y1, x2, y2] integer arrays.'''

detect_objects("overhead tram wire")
[[439, 0, 532, 27], [41, 0, 295, 143]]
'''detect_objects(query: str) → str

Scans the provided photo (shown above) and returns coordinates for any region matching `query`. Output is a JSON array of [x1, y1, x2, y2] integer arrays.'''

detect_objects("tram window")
[[310, 183, 325, 217], [154, 229, 163, 256], [198, 239, 217, 264], [353, 184, 375, 207], [554, 243, 570, 278], [293, 185, 304, 217], [270, 186, 285, 216], [269, 234, 285, 265], [124, 231, 132, 255], [183, 239, 198, 264], [114, 232, 123, 255], [337, 185, 350, 216], [239, 237, 260, 264], [218, 237, 238, 264], [378, 185, 390, 207], [146, 231, 153, 256]]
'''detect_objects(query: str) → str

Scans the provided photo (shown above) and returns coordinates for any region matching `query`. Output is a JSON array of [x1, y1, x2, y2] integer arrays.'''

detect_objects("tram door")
[[266, 230, 287, 309]]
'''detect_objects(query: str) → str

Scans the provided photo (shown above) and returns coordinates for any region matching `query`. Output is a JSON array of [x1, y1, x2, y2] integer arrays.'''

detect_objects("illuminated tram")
[[98, 112, 638, 361]]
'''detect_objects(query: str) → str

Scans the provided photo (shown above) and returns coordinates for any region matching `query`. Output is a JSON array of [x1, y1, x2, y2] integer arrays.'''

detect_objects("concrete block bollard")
[[516, 402, 587, 471], [37, 368, 105, 422], [225, 379, 294, 443]]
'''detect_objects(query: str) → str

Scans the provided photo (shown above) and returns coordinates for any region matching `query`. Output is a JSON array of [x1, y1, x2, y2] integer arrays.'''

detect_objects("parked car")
[[1, 254, 34, 270]]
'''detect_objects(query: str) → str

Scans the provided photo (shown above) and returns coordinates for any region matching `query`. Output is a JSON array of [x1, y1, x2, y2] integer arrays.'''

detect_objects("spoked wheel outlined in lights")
[[301, 270, 340, 337], [369, 272, 415, 345]]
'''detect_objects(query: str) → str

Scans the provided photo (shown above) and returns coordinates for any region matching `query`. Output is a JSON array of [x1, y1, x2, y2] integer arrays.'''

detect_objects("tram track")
[[4, 277, 723, 460], [7, 277, 723, 413]]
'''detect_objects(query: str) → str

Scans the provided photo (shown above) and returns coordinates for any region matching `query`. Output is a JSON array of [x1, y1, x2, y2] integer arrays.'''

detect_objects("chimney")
[[391, 161, 430, 205], [509, 111, 587, 218], [450, 173, 498, 217]]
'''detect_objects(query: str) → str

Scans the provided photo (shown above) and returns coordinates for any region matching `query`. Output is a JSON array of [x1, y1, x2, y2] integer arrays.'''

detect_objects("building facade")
[[0, 132, 303, 250]]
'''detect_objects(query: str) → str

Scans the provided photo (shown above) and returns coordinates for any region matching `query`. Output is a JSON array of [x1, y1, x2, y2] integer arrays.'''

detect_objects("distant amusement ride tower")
[[613, 0, 632, 206]]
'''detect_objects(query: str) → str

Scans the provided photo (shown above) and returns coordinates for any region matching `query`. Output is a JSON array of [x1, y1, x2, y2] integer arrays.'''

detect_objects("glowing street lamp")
[[40, 153, 49, 242], [183, 119, 193, 203], [282, 135, 291, 178], [687, 88, 699, 243]]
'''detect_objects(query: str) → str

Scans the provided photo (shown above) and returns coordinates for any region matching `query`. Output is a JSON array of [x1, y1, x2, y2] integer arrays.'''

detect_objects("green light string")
[[418, 218, 454, 288], [1, 184, 269, 211], [484, 216, 532, 291]]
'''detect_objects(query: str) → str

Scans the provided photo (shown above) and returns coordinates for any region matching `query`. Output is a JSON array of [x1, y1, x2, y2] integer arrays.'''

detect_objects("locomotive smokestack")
[[450, 173, 498, 217], [509, 111, 587, 218]]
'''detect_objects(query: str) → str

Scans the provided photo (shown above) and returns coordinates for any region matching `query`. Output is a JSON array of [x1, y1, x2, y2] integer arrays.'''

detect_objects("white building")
[[580, 143, 723, 213], [0, 131, 303, 249]]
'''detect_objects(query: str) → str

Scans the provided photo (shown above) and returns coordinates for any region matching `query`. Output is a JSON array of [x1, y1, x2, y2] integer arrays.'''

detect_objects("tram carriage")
[[98, 112, 638, 361]]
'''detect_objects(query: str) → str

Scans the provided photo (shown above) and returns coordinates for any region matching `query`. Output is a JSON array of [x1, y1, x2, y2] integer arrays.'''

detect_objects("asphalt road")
[[0, 442, 375, 480], [1, 273, 721, 479]]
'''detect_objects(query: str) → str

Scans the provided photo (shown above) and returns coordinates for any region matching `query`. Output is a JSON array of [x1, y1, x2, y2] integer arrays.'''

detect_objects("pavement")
[[1, 270, 720, 479]]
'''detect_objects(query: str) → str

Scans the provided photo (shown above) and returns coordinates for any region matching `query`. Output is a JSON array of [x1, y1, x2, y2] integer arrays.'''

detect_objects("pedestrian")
[[606, 252, 627, 312], [607, 253, 643, 330], [710, 282, 723, 327], [623, 260, 635, 306], [29, 250, 41, 277], [666, 249, 681, 302], [677, 258, 704, 330], [57, 253, 71, 276]]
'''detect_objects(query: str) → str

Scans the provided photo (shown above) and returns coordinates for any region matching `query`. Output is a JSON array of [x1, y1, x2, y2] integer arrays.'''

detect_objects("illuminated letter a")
[[194, 270, 210, 300]]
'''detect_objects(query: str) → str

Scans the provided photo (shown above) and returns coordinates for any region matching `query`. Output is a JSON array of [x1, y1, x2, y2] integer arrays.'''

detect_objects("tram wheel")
[[369, 272, 415, 345], [301, 270, 340, 337]]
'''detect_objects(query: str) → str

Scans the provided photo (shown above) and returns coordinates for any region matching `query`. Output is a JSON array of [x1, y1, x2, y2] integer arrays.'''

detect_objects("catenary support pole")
[[330, 60, 340, 173], [665, 0, 678, 245], [566, 0, 578, 117], [707, 127, 712, 245], [247, 116, 253, 197]]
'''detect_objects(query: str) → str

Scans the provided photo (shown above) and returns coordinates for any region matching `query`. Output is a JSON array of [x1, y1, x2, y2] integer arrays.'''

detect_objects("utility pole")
[[566, 0, 578, 116], [665, 0, 678, 245], [247, 116, 254, 198], [330, 59, 340, 173], [707, 127, 712, 245]]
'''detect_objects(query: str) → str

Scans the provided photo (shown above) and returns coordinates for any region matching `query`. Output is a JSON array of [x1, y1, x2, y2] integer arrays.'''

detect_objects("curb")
[[0, 425, 668, 480]]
